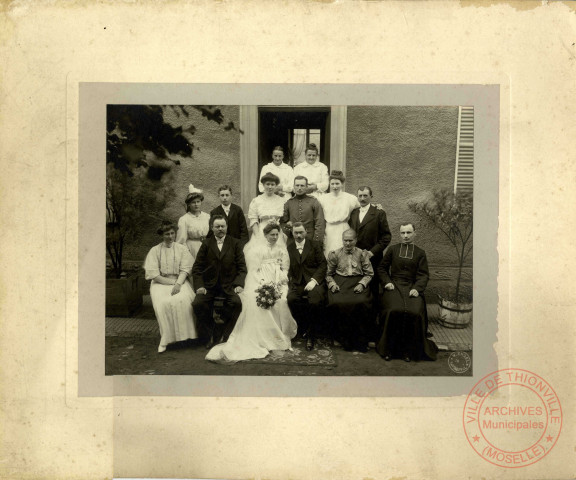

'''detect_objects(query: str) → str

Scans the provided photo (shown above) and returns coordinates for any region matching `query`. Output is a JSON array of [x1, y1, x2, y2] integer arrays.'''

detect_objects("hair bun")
[[329, 169, 346, 183]]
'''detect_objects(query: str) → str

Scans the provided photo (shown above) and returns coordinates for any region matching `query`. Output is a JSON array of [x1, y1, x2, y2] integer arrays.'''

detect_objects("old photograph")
[[104, 102, 474, 377], [5, 1, 576, 478]]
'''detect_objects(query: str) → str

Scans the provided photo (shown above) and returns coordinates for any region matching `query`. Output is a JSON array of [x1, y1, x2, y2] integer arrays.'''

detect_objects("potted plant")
[[409, 189, 473, 328]]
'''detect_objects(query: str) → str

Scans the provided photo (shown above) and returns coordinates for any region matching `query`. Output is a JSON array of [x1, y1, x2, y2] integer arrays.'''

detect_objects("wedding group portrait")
[[104, 103, 474, 377]]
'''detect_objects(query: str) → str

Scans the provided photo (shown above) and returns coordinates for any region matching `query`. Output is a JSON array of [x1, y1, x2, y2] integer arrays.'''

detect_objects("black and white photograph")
[[104, 100, 475, 377], [7, 2, 576, 479]]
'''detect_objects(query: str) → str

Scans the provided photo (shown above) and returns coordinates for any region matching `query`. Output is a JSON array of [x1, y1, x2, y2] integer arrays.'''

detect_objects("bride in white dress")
[[205, 221, 298, 363]]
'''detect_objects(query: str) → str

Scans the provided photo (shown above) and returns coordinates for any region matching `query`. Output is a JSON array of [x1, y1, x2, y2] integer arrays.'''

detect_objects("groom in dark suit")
[[349, 186, 391, 341], [206, 185, 249, 246], [192, 215, 247, 348], [286, 222, 327, 350]]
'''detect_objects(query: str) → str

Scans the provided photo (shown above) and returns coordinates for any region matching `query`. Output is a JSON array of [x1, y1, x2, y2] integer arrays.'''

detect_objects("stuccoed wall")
[[121, 104, 471, 298], [346, 106, 471, 296], [123, 105, 241, 263]]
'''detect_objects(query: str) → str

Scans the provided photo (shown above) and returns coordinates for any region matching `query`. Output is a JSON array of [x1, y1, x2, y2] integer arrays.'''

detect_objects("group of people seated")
[[143, 143, 438, 364]]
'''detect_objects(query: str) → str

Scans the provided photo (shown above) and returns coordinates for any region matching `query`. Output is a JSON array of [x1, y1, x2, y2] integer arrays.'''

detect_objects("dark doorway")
[[257, 107, 331, 192]]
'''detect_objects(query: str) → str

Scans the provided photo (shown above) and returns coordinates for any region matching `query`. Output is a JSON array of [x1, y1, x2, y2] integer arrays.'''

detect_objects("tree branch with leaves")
[[105, 104, 241, 278]]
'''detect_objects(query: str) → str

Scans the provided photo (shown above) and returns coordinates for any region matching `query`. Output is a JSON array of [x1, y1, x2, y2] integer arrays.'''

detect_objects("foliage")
[[105, 104, 241, 278], [106, 165, 173, 278], [107, 105, 242, 179], [409, 189, 473, 302]]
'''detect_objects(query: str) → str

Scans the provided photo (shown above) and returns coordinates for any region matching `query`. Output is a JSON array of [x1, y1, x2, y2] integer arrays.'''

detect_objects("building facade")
[[124, 105, 472, 297]]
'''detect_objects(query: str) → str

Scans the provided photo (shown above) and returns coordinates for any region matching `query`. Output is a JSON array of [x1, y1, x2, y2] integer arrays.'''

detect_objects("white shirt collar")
[[269, 162, 288, 168]]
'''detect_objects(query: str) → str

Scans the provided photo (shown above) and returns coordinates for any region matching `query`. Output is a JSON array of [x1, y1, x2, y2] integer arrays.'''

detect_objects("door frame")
[[239, 105, 347, 212]]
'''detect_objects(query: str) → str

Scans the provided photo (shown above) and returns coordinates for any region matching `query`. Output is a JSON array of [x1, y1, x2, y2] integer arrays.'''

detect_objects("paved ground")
[[105, 296, 472, 377], [107, 297, 472, 349]]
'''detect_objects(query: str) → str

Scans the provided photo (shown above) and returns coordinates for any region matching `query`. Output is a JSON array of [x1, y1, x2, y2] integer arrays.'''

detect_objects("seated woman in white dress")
[[144, 221, 197, 353], [176, 184, 211, 262], [318, 170, 361, 257], [205, 222, 298, 363]]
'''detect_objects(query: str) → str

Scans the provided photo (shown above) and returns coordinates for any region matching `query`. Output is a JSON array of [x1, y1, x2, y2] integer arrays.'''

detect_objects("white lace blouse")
[[247, 194, 286, 228]]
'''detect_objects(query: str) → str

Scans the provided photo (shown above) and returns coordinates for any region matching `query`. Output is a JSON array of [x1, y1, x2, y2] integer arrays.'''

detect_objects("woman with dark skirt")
[[376, 223, 438, 362]]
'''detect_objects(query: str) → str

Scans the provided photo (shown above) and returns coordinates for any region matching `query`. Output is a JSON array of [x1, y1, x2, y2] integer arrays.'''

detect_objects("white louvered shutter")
[[454, 106, 474, 194]]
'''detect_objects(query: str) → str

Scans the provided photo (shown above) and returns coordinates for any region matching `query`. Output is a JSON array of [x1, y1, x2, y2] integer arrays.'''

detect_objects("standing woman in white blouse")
[[293, 143, 329, 198], [176, 184, 211, 263], [144, 221, 197, 353], [257, 146, 295, 202], [318, 170, 361, 257], [247, 172, 287, 239]]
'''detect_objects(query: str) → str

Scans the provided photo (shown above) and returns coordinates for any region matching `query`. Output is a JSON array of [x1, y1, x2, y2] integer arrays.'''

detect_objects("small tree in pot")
[[409, 189, 473, 328]]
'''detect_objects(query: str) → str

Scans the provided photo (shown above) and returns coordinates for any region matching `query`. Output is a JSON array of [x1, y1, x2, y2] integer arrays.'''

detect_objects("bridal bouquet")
[[255, 282, 282, 310]]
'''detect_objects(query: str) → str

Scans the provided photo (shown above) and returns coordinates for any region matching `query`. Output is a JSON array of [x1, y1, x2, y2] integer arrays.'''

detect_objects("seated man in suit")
[[192, 215, 247, 348], [348, 185, 391, 341], [326, 229, 374, 352], [280, 176, 325, 245], [206, 185, 249, 246], [286, 222, 327, 351]]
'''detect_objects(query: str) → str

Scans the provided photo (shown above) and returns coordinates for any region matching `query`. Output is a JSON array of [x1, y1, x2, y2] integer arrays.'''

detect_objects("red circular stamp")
[[463, 369, 562, 468]]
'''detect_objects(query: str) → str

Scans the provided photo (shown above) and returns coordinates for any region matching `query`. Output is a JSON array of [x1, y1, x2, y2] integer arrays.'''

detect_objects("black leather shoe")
[[205, 338, 215, 350], [383, 355, 391, 361], [306, 338, 315, 351], [426, 331, 434, 338], [403, 356, 411, 363]]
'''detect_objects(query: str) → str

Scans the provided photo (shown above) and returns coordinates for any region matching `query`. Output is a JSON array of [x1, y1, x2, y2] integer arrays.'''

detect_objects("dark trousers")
[[192, 288, 242, 343], [287, 282, 326, 339]]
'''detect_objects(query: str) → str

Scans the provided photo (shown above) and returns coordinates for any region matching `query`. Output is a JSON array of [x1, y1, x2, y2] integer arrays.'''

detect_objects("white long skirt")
[[150, 280, 197, 347], [205, 264, 297, 363], [324, 220, 349, 257]]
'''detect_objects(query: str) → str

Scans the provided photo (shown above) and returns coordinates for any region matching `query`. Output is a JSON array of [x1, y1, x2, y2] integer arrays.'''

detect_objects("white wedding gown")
[[205, 232, 298, 363]]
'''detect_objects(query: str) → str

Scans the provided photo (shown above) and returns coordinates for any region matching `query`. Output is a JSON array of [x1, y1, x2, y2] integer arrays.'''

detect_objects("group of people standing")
[[143, 143, 438, 364]]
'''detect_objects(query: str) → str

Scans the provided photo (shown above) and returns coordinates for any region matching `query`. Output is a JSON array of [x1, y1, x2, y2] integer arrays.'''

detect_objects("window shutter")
[[454, 106, 474, 194]]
